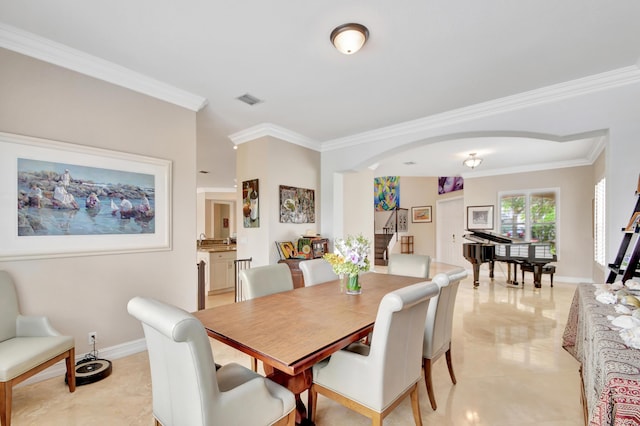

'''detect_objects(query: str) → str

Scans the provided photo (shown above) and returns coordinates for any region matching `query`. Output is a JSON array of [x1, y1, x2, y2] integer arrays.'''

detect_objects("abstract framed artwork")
[[411, 206, 432, 223], [0, 132, 172, 260], [467, 205, 494, 230], [438, 176, 464, 194], [279, 185, 315, 223], [374, 176, 400, 211]]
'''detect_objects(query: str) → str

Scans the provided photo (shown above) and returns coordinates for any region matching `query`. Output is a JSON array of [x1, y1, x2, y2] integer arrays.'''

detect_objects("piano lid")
[[463, 229, 515, 244]]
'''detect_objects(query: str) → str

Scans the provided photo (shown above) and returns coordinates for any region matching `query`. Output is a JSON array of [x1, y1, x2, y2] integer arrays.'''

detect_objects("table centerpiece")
[[323, 234, 371, 294]]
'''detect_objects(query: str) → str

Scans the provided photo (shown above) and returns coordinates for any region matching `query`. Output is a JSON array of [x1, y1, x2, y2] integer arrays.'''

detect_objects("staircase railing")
[[383, 207, 408, 239]]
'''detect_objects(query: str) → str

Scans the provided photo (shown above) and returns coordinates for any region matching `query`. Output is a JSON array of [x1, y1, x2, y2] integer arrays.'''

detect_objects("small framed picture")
[[276, 241, 297, 259], [467, 205, 494, 230], [411, 206, 432, 223]]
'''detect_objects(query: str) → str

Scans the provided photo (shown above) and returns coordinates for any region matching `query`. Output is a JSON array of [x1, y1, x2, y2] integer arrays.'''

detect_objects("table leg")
[[263, 365, 314, 425]]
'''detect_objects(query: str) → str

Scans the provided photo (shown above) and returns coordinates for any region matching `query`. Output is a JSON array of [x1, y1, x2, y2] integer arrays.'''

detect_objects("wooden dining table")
[[192, 262, 464, 424]]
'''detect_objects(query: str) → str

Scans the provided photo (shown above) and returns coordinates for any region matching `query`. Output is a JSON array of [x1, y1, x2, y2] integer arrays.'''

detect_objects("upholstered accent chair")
[[423, 269, 467, 410], [0, 271, 75, 426], [299, 258, 338, 286], [239, 264, 294, 299], [309, 281, 439, 426], [239, 264, 295, 371], [127, 296, 296, 426], [387, 254, 431, 279]]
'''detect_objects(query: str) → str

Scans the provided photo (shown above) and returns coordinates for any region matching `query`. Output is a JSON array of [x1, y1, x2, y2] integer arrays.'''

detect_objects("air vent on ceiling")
[[236, 93, 263, 106]]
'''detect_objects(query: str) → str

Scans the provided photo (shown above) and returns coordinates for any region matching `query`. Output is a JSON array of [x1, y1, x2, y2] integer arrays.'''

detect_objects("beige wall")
[[236, 137, 320, 265], [465, 166, 593, 281], [342, 170, 376, 263], [0, 48, 197, 356]]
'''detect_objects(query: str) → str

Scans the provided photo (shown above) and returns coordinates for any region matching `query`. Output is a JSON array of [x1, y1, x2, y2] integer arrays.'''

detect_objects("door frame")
[[436, 195, 464, 264]]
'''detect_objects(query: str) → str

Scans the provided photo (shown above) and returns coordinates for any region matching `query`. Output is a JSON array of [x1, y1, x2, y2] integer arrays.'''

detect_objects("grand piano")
[[463, 229, 557, 288]]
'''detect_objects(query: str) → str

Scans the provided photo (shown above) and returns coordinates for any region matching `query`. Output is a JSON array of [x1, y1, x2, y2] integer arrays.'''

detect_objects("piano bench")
[[521, 264, 556, 287]]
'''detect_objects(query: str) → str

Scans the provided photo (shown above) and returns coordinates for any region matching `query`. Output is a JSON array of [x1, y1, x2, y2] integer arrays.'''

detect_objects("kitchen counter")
[[198, 245, 237, 252]]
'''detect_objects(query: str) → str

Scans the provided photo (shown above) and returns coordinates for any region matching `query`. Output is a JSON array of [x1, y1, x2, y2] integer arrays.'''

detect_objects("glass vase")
[[346, 273, 361, 295]]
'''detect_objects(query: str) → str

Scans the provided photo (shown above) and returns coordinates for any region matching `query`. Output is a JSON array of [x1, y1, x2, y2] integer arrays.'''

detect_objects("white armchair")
[[423, 269, 467, 410], [309, 281, 439, 425], [299, 258, 338, 286], [387, 254, 431, 279], [0, 271, 75, 426], [127, 296, 295, 426]]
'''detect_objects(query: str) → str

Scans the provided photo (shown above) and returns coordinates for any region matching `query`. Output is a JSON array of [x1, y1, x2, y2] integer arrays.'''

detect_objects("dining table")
[[192, 261, 464, 424]]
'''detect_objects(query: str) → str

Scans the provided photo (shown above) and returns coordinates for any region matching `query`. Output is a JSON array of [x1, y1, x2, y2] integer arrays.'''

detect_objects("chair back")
[[0, 271, 19, 342], [423, 270, 466, 359], [299, 258, 338, 286], [239, 263, 294, 299], [127, 297, 219, 426], [387, 254, 431, 278], [367, 281, 439, 408]]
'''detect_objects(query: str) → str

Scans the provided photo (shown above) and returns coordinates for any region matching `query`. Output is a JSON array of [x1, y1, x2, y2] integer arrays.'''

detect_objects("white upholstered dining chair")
[[422, 269, 467, 410], [0, 270, 75, 426], [309, 281, 440, 426], [387, 254, 431, 279], [299, 258, 338, 286], [239, 263, 295, 371], [127, 296, 296, 426], [239, 264, 294, 299]]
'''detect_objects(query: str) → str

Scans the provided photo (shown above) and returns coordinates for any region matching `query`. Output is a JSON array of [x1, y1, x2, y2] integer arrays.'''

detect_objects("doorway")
[[204, 200, 235, 239], [436, 196, 466, 267]]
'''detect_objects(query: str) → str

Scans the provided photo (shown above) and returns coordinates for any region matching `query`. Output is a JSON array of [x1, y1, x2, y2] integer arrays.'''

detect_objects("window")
[[594, 178, 606, 266], [499, 189, 558, 253]]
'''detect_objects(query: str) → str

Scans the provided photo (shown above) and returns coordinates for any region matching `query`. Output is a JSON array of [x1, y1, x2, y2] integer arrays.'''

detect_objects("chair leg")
[[372, 412, 383, 426], [309, 385, 318, 423], [410, 383, 423, 426], [65, 348, 76, 392], [423, 358, 437, 410], [445, 348, 457, 385], [251, 357, 257, 372], [1, 381, 11, 426]]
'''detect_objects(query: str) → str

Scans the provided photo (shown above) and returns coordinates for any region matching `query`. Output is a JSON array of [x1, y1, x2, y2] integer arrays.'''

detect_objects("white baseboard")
[[16, 338, 147, 388]]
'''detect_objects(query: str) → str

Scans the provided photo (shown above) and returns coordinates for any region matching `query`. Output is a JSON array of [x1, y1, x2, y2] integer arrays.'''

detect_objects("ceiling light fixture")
[[330, 23, 369, 55], [463, 153, 483, 169]]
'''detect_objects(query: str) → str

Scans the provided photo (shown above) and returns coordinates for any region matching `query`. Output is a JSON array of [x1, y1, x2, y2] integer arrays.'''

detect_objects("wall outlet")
[[88, 331, 97, 345]]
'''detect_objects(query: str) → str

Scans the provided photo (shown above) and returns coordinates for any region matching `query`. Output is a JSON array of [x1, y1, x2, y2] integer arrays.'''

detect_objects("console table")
[[562, 284, 640, 425]]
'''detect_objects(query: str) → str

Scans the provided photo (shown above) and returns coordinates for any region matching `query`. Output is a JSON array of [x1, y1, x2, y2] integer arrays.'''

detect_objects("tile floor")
[[10, 272, 584, 425]]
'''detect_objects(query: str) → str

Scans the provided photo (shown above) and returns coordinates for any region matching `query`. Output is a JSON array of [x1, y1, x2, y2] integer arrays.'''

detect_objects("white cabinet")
[[209, 251, 236, 294]]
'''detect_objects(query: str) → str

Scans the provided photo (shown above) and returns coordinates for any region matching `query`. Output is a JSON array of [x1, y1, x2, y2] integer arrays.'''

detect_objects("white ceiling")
[[1, 1, 639, 188]]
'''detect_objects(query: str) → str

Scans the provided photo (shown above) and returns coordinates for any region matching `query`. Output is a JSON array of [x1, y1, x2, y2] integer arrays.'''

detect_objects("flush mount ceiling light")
[[463, 153, 483, 169], [330, 23, 369, 54]]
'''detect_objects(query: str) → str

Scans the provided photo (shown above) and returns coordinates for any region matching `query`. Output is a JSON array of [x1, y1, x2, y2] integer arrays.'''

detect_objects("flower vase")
[[346, 273, 361, 295]]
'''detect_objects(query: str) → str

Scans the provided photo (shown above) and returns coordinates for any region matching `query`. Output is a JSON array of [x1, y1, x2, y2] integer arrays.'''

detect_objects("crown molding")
[[0, 23, 208, 112], [229, 123, 321, 150], [322, 65, 640, 151]]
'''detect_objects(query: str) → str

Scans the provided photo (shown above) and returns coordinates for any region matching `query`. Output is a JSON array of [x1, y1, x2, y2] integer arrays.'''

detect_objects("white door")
[[436, 197, 466, 267]]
